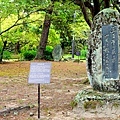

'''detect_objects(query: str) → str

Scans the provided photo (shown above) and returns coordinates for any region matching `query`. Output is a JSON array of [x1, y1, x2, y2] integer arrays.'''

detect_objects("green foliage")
[[11, 54, 20, 59], [0, 41, 3, 52], [80, 48, 87, 58], [48, 27, 60, 46], [0, 0, 90, 62], [73, 46, 87, 60], [45, 46, 53, 53], [44, 46, 53, 60], [3, 50, 11, 60], [52, 2, 90, 49], [23, 50, 36, 61]]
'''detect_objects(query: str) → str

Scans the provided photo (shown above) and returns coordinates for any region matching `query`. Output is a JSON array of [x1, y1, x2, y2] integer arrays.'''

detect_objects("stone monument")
[[52, 44, 62, 61], [87, 8, 120, 92]]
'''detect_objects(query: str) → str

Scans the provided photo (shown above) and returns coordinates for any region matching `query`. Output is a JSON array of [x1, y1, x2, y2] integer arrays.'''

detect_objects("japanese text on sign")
[[102, 25, 119, 80], [28, 62, 51, 84]]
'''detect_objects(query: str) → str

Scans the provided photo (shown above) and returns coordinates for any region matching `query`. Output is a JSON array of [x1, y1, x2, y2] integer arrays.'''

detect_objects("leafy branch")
[[0, 7, 47, 36]]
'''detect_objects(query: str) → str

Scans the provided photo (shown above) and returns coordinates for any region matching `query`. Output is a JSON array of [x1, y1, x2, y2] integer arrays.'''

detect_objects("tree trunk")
[[35, 5, 53, 60], [104, 0, 110, 8], [74, 0, 92, 28], [93, 0, 100, 16], [0, 41, 7, 63], [15, 41, 20, 54]]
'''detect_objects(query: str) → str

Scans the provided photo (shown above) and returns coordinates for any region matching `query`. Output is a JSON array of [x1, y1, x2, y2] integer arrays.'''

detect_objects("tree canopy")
[[0, 0, 119, 61], [74, 0, 120, 28]]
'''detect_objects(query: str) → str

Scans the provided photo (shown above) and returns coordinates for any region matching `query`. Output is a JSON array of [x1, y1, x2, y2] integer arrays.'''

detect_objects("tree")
[[0, 0, 45, 35], [73, 0, 120, 28], [52, 2, 77, 53], [35, 0, 77, 59], [0, 0, 91, 62], [51, 1, 89, 55], [35, 1, 54, 59], [0, 0, 48, 62], [0, 0, 58, 61]]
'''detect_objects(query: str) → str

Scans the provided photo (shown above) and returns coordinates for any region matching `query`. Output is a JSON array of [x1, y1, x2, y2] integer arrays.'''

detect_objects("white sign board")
[[28, 62, 51, 84]]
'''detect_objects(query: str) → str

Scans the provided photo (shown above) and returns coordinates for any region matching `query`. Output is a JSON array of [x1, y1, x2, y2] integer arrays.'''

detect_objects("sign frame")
[[28, 62, 51, 84], [28, 62, 51, 119]]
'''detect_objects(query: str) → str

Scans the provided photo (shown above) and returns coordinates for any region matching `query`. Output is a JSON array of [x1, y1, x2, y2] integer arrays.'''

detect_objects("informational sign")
[[28, 62, 51, 84], [28, 62, 51, 119], [102, 25, 119, 80]]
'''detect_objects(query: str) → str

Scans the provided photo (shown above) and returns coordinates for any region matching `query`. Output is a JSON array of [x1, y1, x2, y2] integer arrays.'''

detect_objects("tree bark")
[[35, 5, 54, 60], [0, 41, 7, 63], [93, 0, 100, 16], [104, 0, 110, 8], [74, 0, 92, 28], [15, 41, 20, 54], [84, 1, 94, 18]]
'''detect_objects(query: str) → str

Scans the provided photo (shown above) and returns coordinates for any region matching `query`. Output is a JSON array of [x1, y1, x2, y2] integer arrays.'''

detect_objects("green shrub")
[[11, 54, 20, 59], [44, 46, 53, 60], [81, 49, 87, 58], [0, 41, 2, 52], [23, 50, 36, 61], [3, 51, 11, 60]]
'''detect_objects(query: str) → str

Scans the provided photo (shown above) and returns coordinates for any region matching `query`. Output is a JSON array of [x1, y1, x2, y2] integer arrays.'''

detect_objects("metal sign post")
[[76, 51, 81, 63], [28, 62, 51, 119], [38, 84, 40, 119]]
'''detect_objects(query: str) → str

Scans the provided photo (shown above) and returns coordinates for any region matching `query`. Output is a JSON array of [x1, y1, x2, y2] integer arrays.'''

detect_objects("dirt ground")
[[0, 61, 119, 120]]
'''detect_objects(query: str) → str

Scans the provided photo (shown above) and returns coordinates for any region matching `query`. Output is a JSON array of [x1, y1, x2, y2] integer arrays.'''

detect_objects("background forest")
[[0, 0, 119, 62]]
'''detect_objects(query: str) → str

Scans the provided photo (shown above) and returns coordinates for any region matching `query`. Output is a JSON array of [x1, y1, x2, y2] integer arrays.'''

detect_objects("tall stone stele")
[[87, 8, 120, 92]]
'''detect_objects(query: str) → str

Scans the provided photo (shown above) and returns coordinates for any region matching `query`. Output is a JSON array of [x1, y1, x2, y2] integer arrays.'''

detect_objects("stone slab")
[[102, 25, 119, 80]]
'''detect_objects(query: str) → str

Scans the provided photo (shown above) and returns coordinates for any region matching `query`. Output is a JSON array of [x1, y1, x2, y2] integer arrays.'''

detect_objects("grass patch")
[[83, 100, 103, 110], [63, 54, 86, 60], [70, 100, 78, 109], [11, 54, 21, 59], [113, 102, 120, 108]]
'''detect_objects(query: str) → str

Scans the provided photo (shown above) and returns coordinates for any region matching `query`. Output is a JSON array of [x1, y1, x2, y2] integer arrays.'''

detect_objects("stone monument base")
[[74, 88, 120, 119]]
